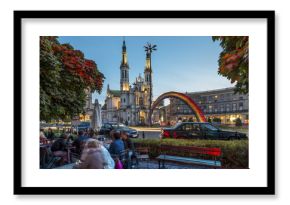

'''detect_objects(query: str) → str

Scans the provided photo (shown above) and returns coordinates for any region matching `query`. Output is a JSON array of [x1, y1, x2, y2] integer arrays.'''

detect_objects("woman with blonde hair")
[[76, 139, 115, 169], [74, 139, 104, 169]]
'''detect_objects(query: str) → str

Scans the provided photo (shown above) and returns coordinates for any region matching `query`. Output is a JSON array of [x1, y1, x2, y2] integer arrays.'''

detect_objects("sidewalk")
[[135, 160, 209, 169]]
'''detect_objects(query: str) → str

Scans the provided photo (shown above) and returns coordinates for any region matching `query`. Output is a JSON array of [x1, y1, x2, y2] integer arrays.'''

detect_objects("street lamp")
[[144, 42, 157, 127]]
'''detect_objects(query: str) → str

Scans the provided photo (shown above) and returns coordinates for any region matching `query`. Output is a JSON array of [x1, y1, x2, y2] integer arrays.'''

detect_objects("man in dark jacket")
[[46, 128, 55, 140], [50, 134, 69, 164], [120, 131, 136, 168], [72, 130, 89, 155]]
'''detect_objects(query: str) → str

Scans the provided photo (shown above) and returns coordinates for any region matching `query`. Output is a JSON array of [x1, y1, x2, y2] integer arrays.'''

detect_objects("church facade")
[[102, 40, 153, 126]]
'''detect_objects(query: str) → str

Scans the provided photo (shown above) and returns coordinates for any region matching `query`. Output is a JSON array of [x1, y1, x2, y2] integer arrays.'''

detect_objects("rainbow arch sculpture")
[[151, 91, 207, 122]]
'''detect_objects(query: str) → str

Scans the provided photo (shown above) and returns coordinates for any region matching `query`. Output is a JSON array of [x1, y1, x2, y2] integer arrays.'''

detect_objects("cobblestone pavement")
[[133, 160, 209, 169]]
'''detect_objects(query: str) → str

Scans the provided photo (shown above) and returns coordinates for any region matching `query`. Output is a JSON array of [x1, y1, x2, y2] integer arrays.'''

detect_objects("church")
[[101, 40, 153, 126]]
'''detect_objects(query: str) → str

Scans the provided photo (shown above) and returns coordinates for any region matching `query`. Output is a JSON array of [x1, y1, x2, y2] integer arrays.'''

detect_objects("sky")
[[58, 36, 233, 106]]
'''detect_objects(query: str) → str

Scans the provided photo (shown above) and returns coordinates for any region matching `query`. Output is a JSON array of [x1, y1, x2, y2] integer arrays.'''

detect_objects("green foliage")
[[235, 118, 242, 126], [40, 36, 105, 121], [212, 36, 249, 94], [212, 117, 221, 123], [132, 138, 249, 169]]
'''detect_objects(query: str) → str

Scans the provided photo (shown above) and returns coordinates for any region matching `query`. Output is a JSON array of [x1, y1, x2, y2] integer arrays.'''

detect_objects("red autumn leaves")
[[52, 42, 104, 93], [217, 36, 248, 83]]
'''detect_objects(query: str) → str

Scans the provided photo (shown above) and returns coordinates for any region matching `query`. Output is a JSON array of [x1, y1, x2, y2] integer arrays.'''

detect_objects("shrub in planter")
[[235, 118, 242, 126], [132, 138, 248, 169]]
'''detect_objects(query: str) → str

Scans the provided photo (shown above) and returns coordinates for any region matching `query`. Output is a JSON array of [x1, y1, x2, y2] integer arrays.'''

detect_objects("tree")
[[212, 117, 221, 123], [235, 118, 242, 127], [40, 36, 105, 122], [212, 36, 249, 94]]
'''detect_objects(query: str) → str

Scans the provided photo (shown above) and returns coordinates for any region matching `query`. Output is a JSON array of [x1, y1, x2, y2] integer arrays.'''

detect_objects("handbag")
[[115, 159, 123, 169]]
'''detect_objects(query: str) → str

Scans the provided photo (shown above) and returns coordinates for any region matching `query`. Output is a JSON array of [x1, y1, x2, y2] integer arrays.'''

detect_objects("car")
[[99, 122, 139, 138], [99, 122, 122, 135], [114, 126, 139, 138], [160, 122, 247, 140]]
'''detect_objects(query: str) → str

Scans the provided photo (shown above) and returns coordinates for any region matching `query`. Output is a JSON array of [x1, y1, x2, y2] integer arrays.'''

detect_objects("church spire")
[[120, 39, 129, 91], [121, 39, 128, 66]]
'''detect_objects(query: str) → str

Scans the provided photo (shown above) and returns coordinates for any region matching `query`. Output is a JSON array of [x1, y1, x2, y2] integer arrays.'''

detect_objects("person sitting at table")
[[81, 139, 115, 169], [121, 131, 136, 168], [40, 130, 49, 167], [88, 128, 96, 139], [51, 133, 69, 165], [46, 128, 55, 140], [40, 130, 48, 144], [109, 132, 125, 159], [72, 130, 89, 155], [74, 139, 104, 169]]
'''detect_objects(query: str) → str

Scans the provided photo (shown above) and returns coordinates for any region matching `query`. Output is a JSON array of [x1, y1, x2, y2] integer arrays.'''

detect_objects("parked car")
[[160, 122, 247, 140], [99, 122, 139, 138], [114, 126, 139, 138]]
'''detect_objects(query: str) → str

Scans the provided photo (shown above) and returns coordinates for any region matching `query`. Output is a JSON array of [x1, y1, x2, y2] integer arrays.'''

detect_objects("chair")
[[135, 147, 150, 168], [41, 147, 62, 169]]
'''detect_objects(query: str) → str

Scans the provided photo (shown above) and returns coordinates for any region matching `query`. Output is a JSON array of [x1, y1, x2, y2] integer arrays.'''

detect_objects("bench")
[[156, 145, 222, 168]]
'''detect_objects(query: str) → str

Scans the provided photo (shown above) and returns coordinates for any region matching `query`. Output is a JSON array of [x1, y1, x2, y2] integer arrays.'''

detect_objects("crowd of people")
[[40, 128, 137, 169]]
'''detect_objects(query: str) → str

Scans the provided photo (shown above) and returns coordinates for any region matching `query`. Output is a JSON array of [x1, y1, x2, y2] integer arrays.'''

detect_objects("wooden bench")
[[135, 147, 150, 168], [156, 145, 222, 168]]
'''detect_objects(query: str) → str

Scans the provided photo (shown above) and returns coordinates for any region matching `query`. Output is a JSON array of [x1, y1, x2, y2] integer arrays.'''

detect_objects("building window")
[[208, 105, 212, 113], [239, 96, 243, 100], [139, 97, 143, 106], [239, 102, 243, 110], [214, 105, 218, 113], [220, 94, 224, 101], [233, 103, 237, 112], [220, 104, 224, 112], [208, 96, 213, 103], [226, 104, 230, 112]]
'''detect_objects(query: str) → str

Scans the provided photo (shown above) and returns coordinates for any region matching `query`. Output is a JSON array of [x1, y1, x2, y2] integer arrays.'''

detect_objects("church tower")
[[120, 40, 130, 92]]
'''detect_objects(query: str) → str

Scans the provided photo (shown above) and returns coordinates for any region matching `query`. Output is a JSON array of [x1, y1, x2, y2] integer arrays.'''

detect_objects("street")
[[130, 127, 161, 139]]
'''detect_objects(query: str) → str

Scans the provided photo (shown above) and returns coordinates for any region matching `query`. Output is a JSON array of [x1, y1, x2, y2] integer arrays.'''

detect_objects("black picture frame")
[[14, 10, 275, 195]]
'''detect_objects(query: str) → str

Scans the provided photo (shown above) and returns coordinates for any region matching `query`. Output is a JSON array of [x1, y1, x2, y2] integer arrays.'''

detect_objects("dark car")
[[114, 126, 139, 138], [160, 122, 247, 140], [99, 123, 139, 138]]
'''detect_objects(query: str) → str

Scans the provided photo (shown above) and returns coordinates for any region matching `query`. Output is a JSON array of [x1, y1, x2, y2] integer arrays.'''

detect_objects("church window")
[[139, 97, 144, 106]]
